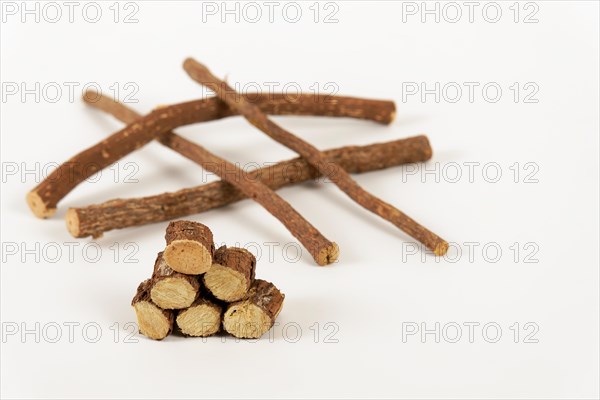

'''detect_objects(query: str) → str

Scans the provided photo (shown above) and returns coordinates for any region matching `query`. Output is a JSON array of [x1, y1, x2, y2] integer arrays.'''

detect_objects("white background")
[[1, 1, 598, 398]]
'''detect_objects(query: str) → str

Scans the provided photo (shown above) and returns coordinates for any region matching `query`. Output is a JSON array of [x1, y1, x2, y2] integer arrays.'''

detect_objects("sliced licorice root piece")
[[176, 298, 222, 337], [223, 279, 284, 339], [150, 252, 200, 309], [203, 246, 256, 302], [132, 279, 174, 340], [163, 220, 214, 274]]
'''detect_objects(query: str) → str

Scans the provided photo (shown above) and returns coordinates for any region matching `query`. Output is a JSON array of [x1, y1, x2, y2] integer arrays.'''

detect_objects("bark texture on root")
[[66, 136, 432, 239], [150, 252, 200, 309], [84, 90, 396, 125], [203, 246, 256, 302], [77, 95, 337, 265], [159, 131, 338, 266], [222, 279, 284, 339], [28, 92, 395, 218], [164, 220, 215, 275], [132, 279, 174, 340], [176, 297, 222, 337], [184, 59, 448, 256]]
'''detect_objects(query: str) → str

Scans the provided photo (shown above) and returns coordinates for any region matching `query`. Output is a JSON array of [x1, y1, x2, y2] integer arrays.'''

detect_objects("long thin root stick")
[[67, 136, 432, 240], [73, 96, 338, 265], [183, 59, 448, 256], [28, 92, 395, 218]]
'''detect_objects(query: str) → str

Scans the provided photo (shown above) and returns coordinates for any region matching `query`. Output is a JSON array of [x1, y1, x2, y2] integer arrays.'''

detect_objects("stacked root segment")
[[132, 220, 284, 340]]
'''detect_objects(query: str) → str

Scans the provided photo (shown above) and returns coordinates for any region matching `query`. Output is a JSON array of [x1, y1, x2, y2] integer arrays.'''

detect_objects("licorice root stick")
[[27, 92, 395, 218], [67, 136, 433, 239], [72, 95, 338, 265], [183, 59, 449, 255]]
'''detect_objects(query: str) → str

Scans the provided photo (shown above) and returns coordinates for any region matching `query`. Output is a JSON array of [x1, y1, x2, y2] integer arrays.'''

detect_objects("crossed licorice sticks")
[[68, 134, 433, 238], [27, 59, 448, 265], [184, 59, 448, 256], [75, 92, 338, 265]]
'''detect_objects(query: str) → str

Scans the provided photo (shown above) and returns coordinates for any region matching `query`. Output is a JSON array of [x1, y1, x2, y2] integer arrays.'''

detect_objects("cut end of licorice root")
[[151, 277, 199, 309], [316, 242, 340, 266], [203, 246, 256, 302], [27, 191, 55, 219], [132, 280, 174, 340], [164, 221, 214, 274], [434, 241, 449, 257], [176, 299, 222, 337], [222, 279, 284, 339], [65, 208, 81, 237], [150, 252, 200, 309], [163, 240, 213, 274]]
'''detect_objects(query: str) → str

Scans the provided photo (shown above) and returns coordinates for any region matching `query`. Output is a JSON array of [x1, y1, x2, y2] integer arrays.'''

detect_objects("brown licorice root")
[[28, 92, 395, 218], [72, 94, 337, 265], [183, 59, 448, 256], [66, 135, 433, 239]]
